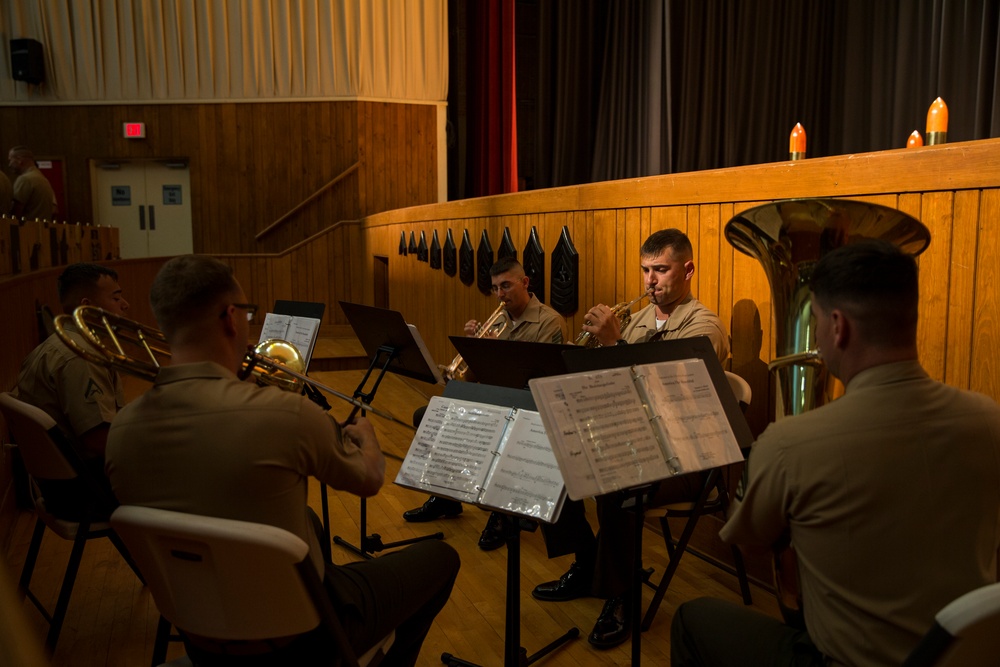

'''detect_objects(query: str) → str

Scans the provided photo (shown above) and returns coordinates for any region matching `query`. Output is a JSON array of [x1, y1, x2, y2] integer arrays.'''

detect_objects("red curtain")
[[470, 0, 518, 196]]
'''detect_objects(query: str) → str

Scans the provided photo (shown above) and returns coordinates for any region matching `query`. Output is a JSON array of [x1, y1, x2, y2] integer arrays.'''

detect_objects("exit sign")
[[123, 122, 146, 139]]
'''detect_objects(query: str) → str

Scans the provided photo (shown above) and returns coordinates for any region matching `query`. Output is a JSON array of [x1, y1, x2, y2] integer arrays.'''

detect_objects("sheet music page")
[[479, 410, 566, 523], [394, 396, 510, 503], [530, 368, 672, 500], [640, 359, 743, 473], [258, 314, 321, 367]]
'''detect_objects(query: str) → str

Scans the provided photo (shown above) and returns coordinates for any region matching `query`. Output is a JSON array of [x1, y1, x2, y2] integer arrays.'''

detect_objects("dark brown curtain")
[[522, 0, 1000, 187]]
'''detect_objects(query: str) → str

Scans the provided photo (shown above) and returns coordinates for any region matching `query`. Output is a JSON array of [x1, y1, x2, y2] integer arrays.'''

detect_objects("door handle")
[[139, 205, 146, 231], [149, 205, 156, 231]]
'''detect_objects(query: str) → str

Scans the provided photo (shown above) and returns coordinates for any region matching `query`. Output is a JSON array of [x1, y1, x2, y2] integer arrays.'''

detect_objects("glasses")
[[490, 281, 517, 294], [221, 303, 258, 322]]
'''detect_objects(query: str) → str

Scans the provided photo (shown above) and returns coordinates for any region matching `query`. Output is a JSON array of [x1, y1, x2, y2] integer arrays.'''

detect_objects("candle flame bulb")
[[907, 131, 924, 148], [926, 97, 948, 145], [789, 123, 806, 160]]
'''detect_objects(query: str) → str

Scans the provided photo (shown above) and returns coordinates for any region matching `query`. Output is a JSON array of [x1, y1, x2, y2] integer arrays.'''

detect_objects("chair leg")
[[641, 513, 702, 632], [45, 523, 90, 650], [18, 516, 46, 598], [731, 544, 753, 605], [109, 530, 146, 585], [151, 615, 171, 667]]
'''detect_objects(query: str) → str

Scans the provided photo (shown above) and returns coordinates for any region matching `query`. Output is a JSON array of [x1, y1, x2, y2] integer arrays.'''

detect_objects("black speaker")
[[11, 38, 44, 85]]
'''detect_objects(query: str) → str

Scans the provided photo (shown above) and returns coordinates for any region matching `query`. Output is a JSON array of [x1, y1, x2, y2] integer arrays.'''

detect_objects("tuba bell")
[[724, 198, 931, 627], [574, 292, 649, 348]]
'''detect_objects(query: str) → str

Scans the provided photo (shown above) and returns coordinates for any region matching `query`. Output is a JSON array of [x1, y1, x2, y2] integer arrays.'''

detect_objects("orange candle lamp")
[[906, 130, 924, 148], [789, 123, 806, 160], [925, 97, 948, 145]]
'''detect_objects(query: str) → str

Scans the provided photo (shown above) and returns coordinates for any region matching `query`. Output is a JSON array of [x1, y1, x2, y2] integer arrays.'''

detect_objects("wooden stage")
[[3, 356, 782, 666]]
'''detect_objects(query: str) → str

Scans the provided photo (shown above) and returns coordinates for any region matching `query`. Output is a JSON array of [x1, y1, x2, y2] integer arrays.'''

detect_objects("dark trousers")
[[540, 471, 705, 598], [328, 539, 460, 665], [671, 598, 826, 666]]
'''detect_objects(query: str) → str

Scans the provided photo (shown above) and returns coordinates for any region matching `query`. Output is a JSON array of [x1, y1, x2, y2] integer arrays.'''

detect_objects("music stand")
[[558, 336, 753, 666], [332, 301, 445, 559], [447, 337, 576, 389], [270, 300, 325, 369], [437, 382, 579, 667]]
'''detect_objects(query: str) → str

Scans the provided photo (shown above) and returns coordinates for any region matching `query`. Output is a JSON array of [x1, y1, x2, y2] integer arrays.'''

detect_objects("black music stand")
[[448, 337, 577, 389], [436, 382, 579, 667], [332, 301, 445, 559], [554, 336, 753, 666]]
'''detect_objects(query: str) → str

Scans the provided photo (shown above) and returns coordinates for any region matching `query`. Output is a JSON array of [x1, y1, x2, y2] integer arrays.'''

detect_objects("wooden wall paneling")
[[698, 204, 722, 314], [717, 202, 736, 361], [356, 103, 369, 216], [590, 209, 615, 327], [217, 104, 241, 251], [0, 219, 12, 278], [373, 103, 387, 215], [909, 191, 955, 381], [971, 189, 1000, 399], [944, 190, 981, 390]]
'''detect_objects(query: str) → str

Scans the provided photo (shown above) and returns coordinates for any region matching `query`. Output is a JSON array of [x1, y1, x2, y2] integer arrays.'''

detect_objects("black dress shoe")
[[402, 496, 463, 522], [588, 596, 631, 649], [531, 561, 593, 601], [478, 511, 506, 551]]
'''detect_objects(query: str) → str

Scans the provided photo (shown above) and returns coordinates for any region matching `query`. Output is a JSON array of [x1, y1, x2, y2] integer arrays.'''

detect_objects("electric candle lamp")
[[906, 131, 923, 148], [789, 123, 806, 160], [926, 97, 948, 145]]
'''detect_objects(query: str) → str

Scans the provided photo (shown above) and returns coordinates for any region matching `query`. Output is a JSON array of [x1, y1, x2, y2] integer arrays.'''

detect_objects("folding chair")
[[640, 372, 754, 631], [0, 392, 140, 651], [110, 506, 394, 667], [902, 582, 1000, 667]]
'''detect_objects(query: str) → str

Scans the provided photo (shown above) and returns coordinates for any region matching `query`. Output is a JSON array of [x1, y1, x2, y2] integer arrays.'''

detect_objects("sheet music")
[[395, 397, 509, 503], [530, 367, 672, 500], [640, 359, 743, 473], [259, 313, 321, 367], [479, 410, 565, 523]]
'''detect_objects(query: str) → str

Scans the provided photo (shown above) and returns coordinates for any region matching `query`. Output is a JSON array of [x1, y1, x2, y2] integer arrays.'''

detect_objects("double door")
[[91, 160, 193, 258]]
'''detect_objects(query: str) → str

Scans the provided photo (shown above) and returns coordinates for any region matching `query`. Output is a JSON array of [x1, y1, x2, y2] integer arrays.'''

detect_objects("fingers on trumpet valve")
[[463, 319, 480, 336]]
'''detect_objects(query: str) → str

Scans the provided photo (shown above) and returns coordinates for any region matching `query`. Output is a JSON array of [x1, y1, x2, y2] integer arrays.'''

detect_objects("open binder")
[[395, 395, 566, 524], [529, 357, 744, 501]]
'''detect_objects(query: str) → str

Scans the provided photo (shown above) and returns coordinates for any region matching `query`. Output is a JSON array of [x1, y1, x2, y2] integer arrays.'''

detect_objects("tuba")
[[574, 292, 649, 348], [440, 301, 508, 381], [724, 198, 930, 628]]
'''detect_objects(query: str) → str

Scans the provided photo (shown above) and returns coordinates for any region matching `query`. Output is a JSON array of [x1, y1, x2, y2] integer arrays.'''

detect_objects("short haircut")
[[809, 240, 919, 348], [150, 255, 240, 339], [9, 146, 34, 162], [57, 263, 118, 312], [490, 256, 524, 278], [641, 229, 693, 260]]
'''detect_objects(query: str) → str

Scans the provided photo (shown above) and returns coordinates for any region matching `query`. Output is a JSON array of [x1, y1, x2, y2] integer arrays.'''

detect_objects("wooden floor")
[[3, 369, 782, 666]]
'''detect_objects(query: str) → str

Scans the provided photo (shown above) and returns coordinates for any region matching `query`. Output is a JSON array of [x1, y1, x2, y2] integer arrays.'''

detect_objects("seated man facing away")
[[13, 262, 129, 518], [672, 241, 1000, 666], [106, 255, 460, 666]]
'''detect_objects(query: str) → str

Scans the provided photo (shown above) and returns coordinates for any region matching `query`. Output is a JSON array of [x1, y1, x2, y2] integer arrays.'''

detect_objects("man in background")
[[672, 241, 1000, 666], [8, 146, 56, 220]]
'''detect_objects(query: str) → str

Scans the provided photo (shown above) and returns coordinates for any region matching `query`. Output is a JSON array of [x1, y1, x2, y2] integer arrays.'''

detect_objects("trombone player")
[[533, 228, 730, 650], [403, 257, 566, 551]]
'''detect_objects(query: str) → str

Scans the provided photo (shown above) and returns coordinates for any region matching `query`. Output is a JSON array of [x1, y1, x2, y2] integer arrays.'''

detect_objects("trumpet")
[[574, 292, 650, 348], [53, 305, 415, 430], [440, 301, 508, 382]]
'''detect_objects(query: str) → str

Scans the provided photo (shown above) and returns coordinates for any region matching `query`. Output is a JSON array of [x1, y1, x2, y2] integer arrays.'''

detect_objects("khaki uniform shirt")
[[496, 294, 565, 344], [106, 361, 371, 573], [621, 296, 729, 363], [721, 360, 1000, 666], [13, 329, 124, 456], [12, 166, 55, 220]]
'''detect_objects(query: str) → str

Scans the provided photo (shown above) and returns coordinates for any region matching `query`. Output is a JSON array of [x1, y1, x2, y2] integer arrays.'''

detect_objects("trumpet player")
[[404, 257, 565, 550], [11, 263, 129, 519], [534, 229, 730, 650]]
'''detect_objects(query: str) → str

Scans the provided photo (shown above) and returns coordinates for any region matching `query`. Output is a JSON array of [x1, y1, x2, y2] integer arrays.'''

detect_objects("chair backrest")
[[903, 582, 1000, 666], [723, 371, 752, 411], [110, 506, 333, 643], [0, 392, 78, 481]]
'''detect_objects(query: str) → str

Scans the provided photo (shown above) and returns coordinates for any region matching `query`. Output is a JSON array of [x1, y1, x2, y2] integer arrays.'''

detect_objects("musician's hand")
[[583, 304, 623, 346], [343, 417, 386, 494], [464, 319, 479, 336], [343, 415, 377, 446]]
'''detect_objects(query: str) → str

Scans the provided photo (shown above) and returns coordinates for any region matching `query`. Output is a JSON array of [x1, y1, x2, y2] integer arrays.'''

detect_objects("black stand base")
[[441, 515, 578, 667]]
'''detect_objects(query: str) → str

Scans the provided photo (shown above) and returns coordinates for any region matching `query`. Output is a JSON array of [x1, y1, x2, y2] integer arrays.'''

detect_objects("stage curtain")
[[0, 0, 448, 103]]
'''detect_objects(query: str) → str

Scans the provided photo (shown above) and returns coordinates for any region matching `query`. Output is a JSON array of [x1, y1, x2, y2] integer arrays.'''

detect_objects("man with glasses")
[[107, 255, 459, 666], [402, 257, 566, 549], [13, 263, 129, 517]]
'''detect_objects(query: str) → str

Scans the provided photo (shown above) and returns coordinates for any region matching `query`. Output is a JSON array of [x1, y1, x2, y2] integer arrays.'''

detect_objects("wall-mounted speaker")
[[11, 38, 44, 85]]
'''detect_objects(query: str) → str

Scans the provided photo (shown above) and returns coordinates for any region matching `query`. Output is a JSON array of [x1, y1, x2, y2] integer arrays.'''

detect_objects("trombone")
[[53, 305, 415, 430]]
